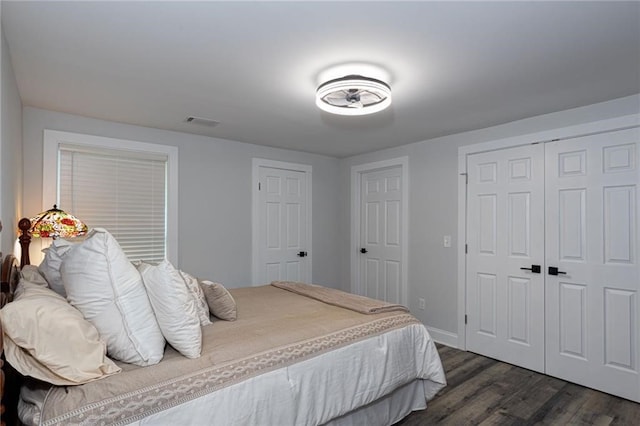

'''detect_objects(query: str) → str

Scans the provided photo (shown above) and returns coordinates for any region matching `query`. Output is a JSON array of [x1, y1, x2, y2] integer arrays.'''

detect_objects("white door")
[[466, 144, 546, 372], [545, 127, 639, 402], [359, 166, 403, 303], [256, 165, 310, 284]]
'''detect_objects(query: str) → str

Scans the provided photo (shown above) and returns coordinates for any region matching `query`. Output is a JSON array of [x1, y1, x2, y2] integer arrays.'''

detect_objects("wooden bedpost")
[[18, 218, 32, 268]]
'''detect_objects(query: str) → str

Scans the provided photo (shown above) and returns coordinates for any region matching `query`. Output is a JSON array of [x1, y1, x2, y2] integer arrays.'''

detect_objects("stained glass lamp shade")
[[18, 205, 88, 267], [29, 205, 88, 238]]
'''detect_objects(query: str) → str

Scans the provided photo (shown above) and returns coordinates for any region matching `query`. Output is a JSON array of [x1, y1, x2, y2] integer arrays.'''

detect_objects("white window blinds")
[[58, 145, 167, 263]]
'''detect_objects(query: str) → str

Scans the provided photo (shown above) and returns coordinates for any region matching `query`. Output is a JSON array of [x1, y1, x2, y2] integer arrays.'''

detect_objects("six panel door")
[[466, 144, 546, 372], [258, 166, 309, 284], [359, 166, 403, 303], [545, 127, 639, 402]]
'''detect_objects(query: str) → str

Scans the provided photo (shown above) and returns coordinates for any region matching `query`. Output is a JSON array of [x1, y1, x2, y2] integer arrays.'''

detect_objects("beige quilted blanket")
[[271, 280, 409, 314], [38, 285, 419, 426]]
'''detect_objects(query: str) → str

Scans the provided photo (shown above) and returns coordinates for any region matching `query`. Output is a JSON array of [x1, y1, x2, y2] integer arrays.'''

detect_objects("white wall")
[[339, 94, 640, 342], [15, 78, 640, 343], [22, 107, 342, 289], [0, 14, 23, 257]]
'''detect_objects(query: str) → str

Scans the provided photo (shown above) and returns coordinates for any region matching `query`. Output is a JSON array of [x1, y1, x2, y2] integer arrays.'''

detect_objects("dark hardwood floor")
[[397, 344, 640, 425]]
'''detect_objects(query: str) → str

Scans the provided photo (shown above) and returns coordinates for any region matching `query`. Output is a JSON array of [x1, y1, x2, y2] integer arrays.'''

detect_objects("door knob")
[[520, 264, 541, 273], [297, 251, 308, 257], [360, 248, 368, 254], [548, 266, 566, 276]]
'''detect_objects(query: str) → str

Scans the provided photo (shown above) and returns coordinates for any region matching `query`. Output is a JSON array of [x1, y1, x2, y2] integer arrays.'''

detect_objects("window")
[[43, 130, 178, 263]]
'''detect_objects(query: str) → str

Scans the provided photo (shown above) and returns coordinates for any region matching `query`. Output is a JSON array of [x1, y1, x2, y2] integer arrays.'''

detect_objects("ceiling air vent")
[[184, 116, 220, 127]]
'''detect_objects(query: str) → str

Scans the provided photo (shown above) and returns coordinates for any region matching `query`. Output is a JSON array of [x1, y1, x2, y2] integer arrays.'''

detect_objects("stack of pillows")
[[0, 228, 237, 386]]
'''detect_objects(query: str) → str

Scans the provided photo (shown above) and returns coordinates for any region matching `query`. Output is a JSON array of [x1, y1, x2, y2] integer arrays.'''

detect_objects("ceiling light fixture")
[[316, 74, 392, 116]]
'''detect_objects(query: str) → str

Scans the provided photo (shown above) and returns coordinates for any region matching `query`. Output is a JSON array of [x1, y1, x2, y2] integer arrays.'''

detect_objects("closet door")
[[466, 144, 545, 372], [545, 127, 639, 402]]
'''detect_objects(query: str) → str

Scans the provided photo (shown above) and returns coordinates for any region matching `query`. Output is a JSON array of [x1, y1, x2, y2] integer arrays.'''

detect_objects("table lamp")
[[18, 205, 88, 267]]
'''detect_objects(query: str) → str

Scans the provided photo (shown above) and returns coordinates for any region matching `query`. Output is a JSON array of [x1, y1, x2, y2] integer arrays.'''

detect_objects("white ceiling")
[[2, 1, 639, 158]]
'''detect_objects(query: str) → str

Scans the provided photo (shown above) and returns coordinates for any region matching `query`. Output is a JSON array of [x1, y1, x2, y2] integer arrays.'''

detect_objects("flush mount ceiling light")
[[316, 74, 392, 116]]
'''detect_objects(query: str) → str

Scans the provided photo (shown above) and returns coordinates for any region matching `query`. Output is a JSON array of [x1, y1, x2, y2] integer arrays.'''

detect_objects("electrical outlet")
[[443, 235, 452, 248], [418, 298, 426, 310]]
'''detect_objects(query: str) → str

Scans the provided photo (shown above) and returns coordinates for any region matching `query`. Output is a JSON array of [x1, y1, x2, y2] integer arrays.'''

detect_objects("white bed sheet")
[[126, 323, 445, 426], [19, 322, 445, 426]]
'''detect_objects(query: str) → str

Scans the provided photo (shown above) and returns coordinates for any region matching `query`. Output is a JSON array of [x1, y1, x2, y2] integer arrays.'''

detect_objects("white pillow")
[[137, 260, 202, 358], [180, 270, 212, 326], [61, 228, 165, 366], [38, 238, 75, 297], [0, 280, 121, 386]]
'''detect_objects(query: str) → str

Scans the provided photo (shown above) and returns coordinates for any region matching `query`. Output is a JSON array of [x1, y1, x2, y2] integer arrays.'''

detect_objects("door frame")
[[351, 157, 409, 306], [251, 158, 312, 286], [457, 114, 640, 350]]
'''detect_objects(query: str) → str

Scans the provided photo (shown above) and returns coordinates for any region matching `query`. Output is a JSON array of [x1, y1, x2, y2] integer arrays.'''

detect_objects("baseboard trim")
[[426, 326, 458, 348]]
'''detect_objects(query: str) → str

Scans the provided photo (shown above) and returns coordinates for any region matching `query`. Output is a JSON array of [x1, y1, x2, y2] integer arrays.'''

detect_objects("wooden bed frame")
[[1, 253, 21, 426]]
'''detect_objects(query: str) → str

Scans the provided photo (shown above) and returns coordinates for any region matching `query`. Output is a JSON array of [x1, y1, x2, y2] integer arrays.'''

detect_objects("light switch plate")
[[443, 235, 452, 248]]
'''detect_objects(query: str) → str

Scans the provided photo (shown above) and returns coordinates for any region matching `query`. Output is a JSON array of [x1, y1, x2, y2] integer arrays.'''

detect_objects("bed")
[[0, 237, 445, 425]]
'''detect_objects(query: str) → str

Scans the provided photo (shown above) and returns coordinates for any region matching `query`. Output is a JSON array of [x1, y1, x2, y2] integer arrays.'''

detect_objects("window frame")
[[42, 130, 179, 264]]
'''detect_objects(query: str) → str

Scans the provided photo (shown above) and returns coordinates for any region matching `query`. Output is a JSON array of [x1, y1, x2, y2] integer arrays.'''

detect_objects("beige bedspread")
[[38, 285, 421, 426], [271, 281, 409, 314]]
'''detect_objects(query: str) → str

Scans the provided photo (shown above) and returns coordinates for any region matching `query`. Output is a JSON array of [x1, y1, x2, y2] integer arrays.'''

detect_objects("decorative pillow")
[[137, 260, 202, 358], [61, 228, 165, 366], [180, 270, 212, 326], [0, 282, 121, 386], [14, 266, 49, 299], [200, 280, 237, 321], [21, 265, 49, 286], [38, 238, 75, 297]]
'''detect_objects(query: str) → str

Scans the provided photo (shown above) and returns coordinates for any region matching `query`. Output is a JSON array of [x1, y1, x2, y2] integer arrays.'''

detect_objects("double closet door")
[[466, 127, 639, 402]]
